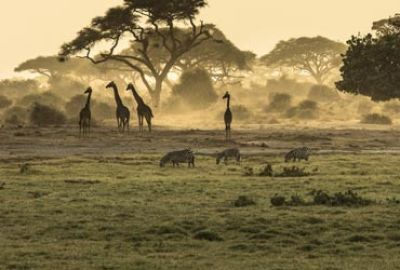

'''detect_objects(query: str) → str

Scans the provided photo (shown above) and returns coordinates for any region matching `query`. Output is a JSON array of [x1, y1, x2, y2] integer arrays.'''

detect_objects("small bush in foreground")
[[275, 166, 310, 177], [233, 196, 256, 207], [193, 230, 223, 241], [361, 113, 392, 125]]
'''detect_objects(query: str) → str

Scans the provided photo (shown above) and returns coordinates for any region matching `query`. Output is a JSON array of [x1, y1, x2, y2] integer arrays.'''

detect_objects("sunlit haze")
[[0, 0, 398, 79]]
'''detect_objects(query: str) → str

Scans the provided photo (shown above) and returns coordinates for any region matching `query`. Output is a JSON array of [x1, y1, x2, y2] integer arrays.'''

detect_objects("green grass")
[[1, 153, 400, 269]]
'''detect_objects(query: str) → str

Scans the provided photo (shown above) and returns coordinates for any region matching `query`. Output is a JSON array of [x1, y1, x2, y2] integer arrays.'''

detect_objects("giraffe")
[[79, 87, 92, 137], [223, 91, 232, 141], [106, 81, 130, 133], [126, 83, 154, 132]]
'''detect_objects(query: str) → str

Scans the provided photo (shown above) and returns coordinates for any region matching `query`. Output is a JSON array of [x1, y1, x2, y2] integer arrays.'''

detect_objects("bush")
[[93, 102, 114, 120], [65, 95, 86, 117], [0, 79, 40, 99], [310, 190, 373, 207], [259, 164, 273, 176], [383, 100, 400, 115], [233, 196, 256, 207], [307, 85, 340, 103], [361, 113, 392, 125], [266, 76, 312, 96], [3, 106, 28, 125], [30, 103, 67, 126], [0, 95, 12, 109], [231, 105, 252, 121], [266, 93, 292, 112], [286, 100, 319, 119], [18, 91, 65, 109], [168, 68, 218, 111], [270, 194, 286, 206], [193, 230, 223, 241], [276, 166, 310, 177]]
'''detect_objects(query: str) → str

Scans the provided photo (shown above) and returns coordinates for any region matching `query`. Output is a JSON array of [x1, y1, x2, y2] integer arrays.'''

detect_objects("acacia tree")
[[260, 36, 347, 84], [59, 0, 218, 106], [336, 15, 400, 101]]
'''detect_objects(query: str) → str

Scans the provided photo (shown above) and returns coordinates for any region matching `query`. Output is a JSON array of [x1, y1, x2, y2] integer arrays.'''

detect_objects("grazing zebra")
[[160, 149, 195, 168], [284, 147, 311, 162], [216, 148, 241, 165]]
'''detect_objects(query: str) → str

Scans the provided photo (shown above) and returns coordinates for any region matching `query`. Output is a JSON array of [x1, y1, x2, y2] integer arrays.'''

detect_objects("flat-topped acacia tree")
[[59, 0, 217, 106]]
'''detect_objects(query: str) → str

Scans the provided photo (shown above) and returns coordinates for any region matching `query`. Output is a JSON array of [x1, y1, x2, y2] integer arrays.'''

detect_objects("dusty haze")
[[0, 0, 398, 79]]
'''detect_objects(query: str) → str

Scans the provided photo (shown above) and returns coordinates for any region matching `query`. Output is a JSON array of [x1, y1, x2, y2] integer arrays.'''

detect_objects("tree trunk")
[[151, 79, 163, 107]]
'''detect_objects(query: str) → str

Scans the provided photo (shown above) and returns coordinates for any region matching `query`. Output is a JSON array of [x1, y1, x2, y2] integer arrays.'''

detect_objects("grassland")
[[1, 126, 400, 269]]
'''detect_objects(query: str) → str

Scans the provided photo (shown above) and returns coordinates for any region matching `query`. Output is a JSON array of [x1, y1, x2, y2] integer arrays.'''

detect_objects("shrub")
[[243, 167, 254, 176], [0, 79, 40, 99], [93, 102, 114, 120], [275, 166, 310, 177], [259, 164, 273, 176], [169, 68, 218, 110], [266, 76, 312, 96], [30, 103, 67, 126], [65, 95, 86, 117], [0, 95, 12, 109], [231, 105, 252, 121], [361, 113, 392, 125], [266, 93, 292, 112], [18, 91, 65, 109], [233, 196, 256, 207], [4, 106, 28, 125], [308, 85, 340, 103], [310, 189, 373, 207], [270, 194, 286, 206], [193, 230, 223, 241], [286, 100, 319, 119]]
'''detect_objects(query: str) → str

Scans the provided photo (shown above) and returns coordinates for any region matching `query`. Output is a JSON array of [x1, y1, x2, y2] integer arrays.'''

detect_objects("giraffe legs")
[[145, 114, 152, 133], [225, 124, 231, 142]]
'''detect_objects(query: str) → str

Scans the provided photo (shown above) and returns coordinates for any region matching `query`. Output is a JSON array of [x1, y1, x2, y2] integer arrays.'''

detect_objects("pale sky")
[[0, 0, 398, 79]]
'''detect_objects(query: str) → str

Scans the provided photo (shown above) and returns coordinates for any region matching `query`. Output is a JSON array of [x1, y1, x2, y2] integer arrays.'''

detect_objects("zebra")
[[160, 149, 195, 168], [284, 147, 311, 162], [216, 148, 241, 165]]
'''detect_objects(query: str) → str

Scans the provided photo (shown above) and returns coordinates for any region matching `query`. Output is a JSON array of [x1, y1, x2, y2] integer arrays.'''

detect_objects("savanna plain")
[[1, 126, 400, 270]]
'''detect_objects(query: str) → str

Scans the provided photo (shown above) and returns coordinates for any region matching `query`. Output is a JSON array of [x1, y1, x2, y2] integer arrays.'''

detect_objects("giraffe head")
[[126, 83, 135, 92], [106, 81, 116, 89], [84, 87, 92, 94], [222, 91, 230, 100]]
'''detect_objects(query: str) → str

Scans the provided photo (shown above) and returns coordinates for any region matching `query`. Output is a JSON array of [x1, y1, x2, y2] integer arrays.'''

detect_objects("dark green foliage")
[[19, 163, 31, 174], [275, 166, 310, 177], [0, 95, 12, 109], [233, 196, 256, 207], [336, 15, 400, 101], [30, 103, 67, 126], [170, 68, 218, 110], [361, 113, 392, 125], [308, 85, 340, 103], [266, 93, 292, 112], [193, 230, 223, 241], [243, 167, 254, 176]]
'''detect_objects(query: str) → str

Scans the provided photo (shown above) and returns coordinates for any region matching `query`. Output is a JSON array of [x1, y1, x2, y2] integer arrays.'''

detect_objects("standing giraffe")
[[79, 87, 92, 137], [106, 81, 130, 133], [223, 91, 232, 141], [126, 83, 154, 132]]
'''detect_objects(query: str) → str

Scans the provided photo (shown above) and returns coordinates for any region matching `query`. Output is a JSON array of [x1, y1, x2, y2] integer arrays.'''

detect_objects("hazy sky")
[[0, 0, 398, 79]]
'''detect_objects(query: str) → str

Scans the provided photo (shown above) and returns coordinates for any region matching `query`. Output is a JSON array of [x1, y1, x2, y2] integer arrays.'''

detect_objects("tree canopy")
[[261, 36, 347, 84], [336, 14, 400, 101], [59, 0, 218, 106]]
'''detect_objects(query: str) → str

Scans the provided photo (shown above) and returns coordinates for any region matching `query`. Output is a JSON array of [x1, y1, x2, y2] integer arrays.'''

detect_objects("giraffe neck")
[[111, 85, 124, 107], [227, 96, 230, 109], [85, 91, 92, 108], [130, 87, 145, 106]]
